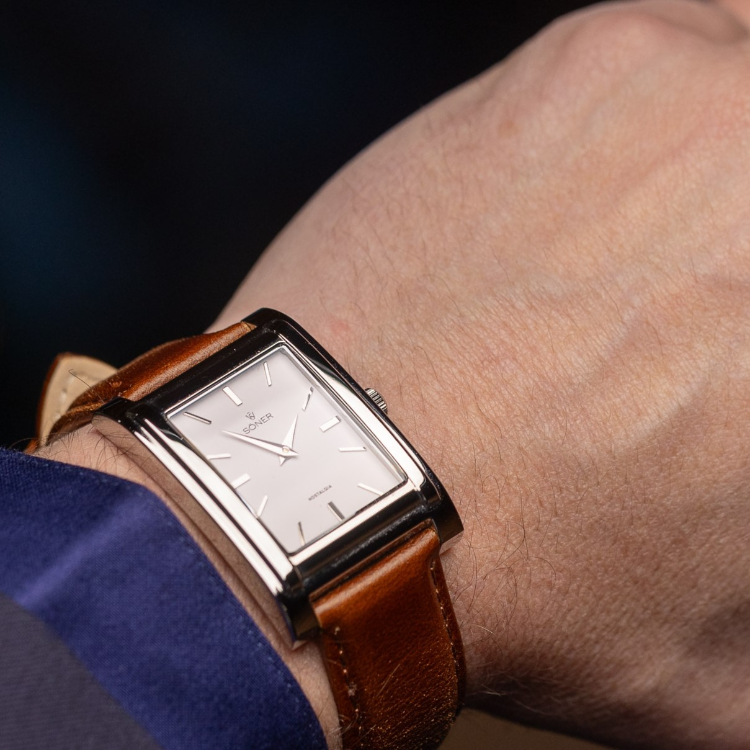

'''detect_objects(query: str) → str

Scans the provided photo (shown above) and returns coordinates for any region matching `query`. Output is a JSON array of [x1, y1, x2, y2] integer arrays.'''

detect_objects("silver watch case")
[[93, 309, 462, 646]]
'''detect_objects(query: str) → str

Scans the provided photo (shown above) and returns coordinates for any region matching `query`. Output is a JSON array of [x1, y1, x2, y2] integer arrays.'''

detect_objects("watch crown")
[[365, 387, 388, 415]]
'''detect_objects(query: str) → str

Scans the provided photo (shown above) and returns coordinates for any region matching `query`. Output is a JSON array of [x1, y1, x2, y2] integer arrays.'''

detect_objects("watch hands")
[[222, 430, 299, 459], [279, 415, 299, 466]]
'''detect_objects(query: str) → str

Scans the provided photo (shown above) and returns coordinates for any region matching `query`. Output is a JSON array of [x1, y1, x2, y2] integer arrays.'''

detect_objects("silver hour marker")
[[184, 412, 211, 424], [231, 473, 251, 489], [258, 494, 269, 517], [206, 453, 231, 460], [302, 387, 313, 411], [320, 416, 341, 432], [339, 446, 367, 453], [263, 361, 272, 386], [328, 501, 345, 521], [358, 483, 383, 496], [298, 521, 305, 546], [222, 386, 243, 406]]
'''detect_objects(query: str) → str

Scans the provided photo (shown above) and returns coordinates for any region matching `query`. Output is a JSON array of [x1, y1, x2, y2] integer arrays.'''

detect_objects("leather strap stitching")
[[329, 626, 363, 745], [430, 557, 463, 719]]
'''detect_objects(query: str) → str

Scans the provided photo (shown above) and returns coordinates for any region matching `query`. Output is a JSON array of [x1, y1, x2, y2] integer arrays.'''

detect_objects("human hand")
[[214, 2, 750, 746]]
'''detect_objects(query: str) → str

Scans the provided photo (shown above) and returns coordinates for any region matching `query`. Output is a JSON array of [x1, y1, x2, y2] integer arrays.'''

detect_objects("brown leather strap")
[[314, 525, 465, 750], [44, 321, 253, 444]]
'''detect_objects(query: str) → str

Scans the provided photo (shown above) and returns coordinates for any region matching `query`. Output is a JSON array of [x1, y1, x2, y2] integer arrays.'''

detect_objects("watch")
[[38, 309, 465, 749]]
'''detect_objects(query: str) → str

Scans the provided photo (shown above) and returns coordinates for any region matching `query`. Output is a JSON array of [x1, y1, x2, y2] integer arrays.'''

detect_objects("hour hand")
[[222, 430, 299, 459], [279, 415, 298, 466]]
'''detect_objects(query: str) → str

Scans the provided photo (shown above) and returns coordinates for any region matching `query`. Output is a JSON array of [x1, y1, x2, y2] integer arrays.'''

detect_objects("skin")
[[38, 0, 750, 746]]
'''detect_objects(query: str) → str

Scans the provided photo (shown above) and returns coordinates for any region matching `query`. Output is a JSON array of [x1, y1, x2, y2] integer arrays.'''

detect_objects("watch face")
[[169, 345, 404, 553]]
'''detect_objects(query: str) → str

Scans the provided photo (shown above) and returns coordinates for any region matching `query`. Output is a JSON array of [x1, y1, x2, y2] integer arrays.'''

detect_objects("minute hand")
[[222, 430, 299, 458]]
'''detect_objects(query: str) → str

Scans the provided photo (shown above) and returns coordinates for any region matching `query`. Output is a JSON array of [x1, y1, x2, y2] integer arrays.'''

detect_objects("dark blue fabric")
[[0, 448, 326, 750]]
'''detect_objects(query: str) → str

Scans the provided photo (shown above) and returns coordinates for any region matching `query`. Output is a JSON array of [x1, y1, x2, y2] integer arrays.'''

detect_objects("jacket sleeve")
[[0, 448, 326, 750]]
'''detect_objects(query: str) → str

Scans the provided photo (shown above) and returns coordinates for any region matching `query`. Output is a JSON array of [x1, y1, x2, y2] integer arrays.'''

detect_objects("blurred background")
[[0, 1, 613, 747]]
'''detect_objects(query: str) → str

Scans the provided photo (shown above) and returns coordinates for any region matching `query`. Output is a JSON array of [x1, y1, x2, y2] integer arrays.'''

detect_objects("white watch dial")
[[169, 346, 403, 553]]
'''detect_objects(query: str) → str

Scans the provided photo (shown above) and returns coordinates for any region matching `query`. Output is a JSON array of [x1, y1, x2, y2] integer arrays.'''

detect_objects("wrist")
[[35, 426, 342, 749], [36, 425, 161, 495]]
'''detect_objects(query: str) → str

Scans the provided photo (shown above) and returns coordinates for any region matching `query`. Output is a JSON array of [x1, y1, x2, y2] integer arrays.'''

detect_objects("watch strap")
[[314, 524, 465, 749], [42, 321, 253, 445], [34, 353, 118, 450]]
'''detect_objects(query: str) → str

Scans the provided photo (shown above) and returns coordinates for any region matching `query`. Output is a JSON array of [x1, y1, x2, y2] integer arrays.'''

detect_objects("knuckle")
[[554, 3, 685, 79]]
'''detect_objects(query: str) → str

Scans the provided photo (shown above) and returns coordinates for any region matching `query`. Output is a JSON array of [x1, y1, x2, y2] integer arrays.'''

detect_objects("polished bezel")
[[93, 309, 462, 644]]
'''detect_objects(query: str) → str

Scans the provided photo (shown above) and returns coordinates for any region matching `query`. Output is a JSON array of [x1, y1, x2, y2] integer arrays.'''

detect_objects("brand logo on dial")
[[242, 411, 274, 433]]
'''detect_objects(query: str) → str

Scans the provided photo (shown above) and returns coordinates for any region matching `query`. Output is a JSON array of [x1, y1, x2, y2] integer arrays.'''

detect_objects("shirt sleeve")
[[0, 448, 327, 750]]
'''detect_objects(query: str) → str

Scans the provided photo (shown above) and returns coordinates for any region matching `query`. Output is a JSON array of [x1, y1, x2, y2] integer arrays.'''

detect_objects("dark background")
[[0, 0, 589, 449]]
